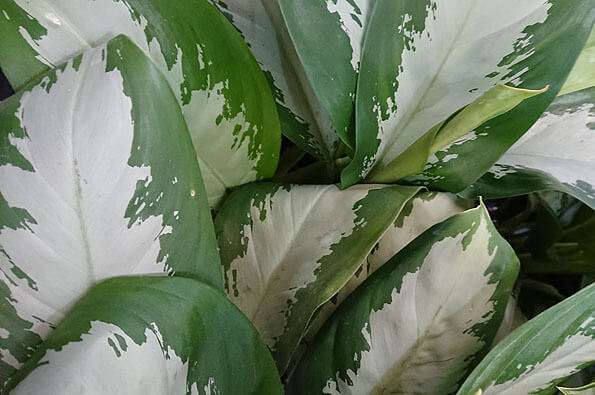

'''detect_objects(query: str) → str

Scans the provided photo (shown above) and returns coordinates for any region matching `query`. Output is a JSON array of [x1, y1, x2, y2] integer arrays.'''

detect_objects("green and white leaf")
[[558, 381, 595, 395], [287, 204, 519, 394], [211, 0, 339, 163], [368, 84, 548, 182], [303, 191, 469, 343], [0, 0, 280, 205], [5, 276, 282, 394], [462, 87, 595, 210], [0, 36, 221, 387], [278, 0, 373, 146], [214, 182, 419, 372], [560, 27, 595, 96], [360, 0, 594, 190], [458, 283, 595, 395]]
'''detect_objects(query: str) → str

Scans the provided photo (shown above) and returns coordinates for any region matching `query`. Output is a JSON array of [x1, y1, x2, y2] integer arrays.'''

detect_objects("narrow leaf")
[[458, 283, 595, 395], [212, 0, 340, 163], [278, 0, 374, 146], [558, 381, 595, 395]]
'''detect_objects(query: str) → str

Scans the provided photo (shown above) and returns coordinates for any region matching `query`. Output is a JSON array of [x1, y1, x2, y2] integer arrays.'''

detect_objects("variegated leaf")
[[560, 26, 595, 96], [368, 84, 548, 182], [287, 204, 519, 394], [303, 191, 469, 344], [462, 87, 595, 210], [211, 0, 340, 163], [278, 0, 374, 146], [5, 276, 282, 394], [0, 36, 221, 387], [0, 0, 280, 205], [458, 283, 595, 395], [214, 182, 420, 372], [347, 0, 594, 188]]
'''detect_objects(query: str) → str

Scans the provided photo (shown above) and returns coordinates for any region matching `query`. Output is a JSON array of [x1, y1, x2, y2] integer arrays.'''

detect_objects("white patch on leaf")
[[225, 185, 383, 350], [367, 0, 551, 176], [0, 49, 172, 337], [482, 330, 595, 395], [185, 82, 259, 206], [323, 213, 499, 394], [326, 0, 372, 71], [11, 321, 188, 395]]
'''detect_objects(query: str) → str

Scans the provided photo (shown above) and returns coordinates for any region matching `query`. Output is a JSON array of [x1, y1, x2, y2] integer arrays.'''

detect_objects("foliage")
[[0, 0, 593, 394]]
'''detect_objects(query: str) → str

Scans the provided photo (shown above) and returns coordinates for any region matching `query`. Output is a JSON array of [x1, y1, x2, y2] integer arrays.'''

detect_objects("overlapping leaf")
[[5, 276, 282, 394], [214, 182, 419, 372], [211, 0, 340, 165], [287, 204, 519, 394], [278, 0, 373, 147], [560, 27, 595, 95], [0, 0, 280, 205], [459, 283, 595, 395], [303, 191, 469, 344], [346, 0, 593, 188], [0, 36, 220, 387], [463, 87, 595, 210]]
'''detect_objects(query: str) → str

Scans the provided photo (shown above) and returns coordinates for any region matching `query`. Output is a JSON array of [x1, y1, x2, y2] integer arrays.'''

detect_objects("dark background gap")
[[0, 68, 14, 101]]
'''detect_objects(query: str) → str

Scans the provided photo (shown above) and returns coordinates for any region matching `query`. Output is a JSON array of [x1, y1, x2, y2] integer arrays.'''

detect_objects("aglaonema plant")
[[0, 0, 593, 394]]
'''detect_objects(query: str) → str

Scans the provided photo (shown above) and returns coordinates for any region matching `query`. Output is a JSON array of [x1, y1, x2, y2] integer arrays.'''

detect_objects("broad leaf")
[[0, 0, 280, 205], [5, 276, 282, 394], [214, 182, 420, 372], [559, 27, 595, 95], [211, 0, 340, 164], [278, 0, 373, 146], [462, 87, 595, 210], [558, 381, 595, 395], [303, 191, 469, 344], [458, 283, 595, 395], [0, 36, 221, 386], [358, 0, 594, 189], [287, 204, 519, 394]]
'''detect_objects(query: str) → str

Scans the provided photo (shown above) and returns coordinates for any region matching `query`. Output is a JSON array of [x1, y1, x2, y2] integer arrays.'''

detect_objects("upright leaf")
[[214, 182, 419, 372], [459, 283, 595, 395], [463, 87, 595, 210], [0, 0, 280, 205], [345, 0, 594, 188], [287, 204, 519, 394], [0, 36, 220, 386], [211, 0, 340, 164], [5, 276, 282, 394], [278, 0, 374, 146]]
